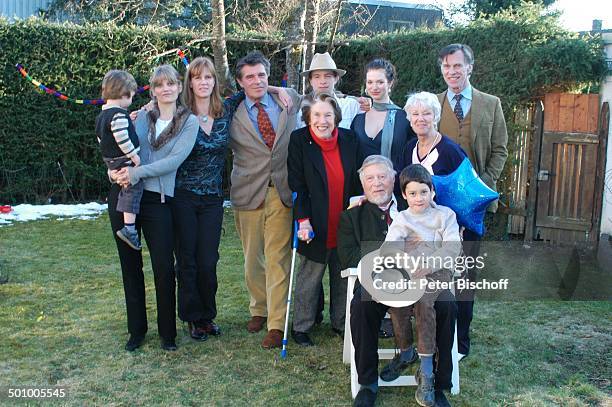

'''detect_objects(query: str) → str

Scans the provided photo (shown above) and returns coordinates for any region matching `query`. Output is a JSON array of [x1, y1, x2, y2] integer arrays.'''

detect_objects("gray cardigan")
[[128, 109, 198, 201]]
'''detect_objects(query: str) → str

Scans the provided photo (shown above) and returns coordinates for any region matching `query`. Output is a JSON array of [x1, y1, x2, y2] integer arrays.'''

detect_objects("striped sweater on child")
[[95, 105, 140, 160]]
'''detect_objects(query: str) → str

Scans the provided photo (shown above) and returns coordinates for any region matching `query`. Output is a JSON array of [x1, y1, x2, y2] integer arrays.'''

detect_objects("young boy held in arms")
[[95, 70, 143, 250]]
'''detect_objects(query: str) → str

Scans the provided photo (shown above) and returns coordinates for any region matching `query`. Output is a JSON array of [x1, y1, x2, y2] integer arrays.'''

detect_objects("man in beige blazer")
[[229, 51, 301, 349], [436, 43, 508, 360]]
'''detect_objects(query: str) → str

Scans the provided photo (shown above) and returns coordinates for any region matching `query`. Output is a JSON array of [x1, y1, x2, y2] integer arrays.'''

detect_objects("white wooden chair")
[[342, 267, 460, 399]]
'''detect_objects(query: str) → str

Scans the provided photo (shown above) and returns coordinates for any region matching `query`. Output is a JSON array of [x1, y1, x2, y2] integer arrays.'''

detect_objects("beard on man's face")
[[366, 190, 392, 206]]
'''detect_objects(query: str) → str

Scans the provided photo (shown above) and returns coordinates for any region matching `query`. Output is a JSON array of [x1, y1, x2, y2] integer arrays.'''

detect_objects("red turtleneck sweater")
[[310, 127, 344, 249]]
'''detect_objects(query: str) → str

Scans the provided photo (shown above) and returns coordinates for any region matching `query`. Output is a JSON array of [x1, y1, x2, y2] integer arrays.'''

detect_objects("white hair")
[[404, 92, 442, 129], [358, 155, 396, 183]]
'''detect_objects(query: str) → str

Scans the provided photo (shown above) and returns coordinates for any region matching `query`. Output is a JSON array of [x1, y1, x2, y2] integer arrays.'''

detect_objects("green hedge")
[[0, 20, 288, 203], [335, 9, 605, 109], [0, 9, 605, 204]]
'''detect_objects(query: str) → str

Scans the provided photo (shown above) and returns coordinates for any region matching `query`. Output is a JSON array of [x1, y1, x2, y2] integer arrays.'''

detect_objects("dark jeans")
[[108, 185, 176, 341], [171, 189, 223, 323], [457, 228, 482, 355], [350, 284, 457, 391]]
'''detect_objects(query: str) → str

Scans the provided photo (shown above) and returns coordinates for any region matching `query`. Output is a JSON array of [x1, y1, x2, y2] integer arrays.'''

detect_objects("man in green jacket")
[[436, 43, 509, 360]]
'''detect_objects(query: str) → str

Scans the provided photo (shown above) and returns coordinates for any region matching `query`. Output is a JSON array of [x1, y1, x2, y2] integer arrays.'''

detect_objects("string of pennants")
[[16, 49, 191, 106]]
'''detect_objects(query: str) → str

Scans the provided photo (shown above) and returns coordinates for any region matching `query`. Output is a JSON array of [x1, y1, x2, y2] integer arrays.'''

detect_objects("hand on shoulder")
[[347, 195, 367, 209]]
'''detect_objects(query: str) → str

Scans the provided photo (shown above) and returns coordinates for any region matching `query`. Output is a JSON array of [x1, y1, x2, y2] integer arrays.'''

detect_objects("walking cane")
[[281, 192, 313, 358]]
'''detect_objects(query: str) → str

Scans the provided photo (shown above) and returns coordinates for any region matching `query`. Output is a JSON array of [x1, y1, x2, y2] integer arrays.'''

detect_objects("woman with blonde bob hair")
[[171, 56, 245, 341], [111, 64, 198, 352], [400, 91, 464, 175], [397, 91, 466, 207]]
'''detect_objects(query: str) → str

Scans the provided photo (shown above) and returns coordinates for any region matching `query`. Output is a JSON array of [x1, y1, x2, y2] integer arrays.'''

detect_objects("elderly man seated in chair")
[[337, 155, 456, 407]]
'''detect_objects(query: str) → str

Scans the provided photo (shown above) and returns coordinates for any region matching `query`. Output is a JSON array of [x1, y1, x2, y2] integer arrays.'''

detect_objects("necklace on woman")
[[198, 114, 209, 123], [416, 132, 440, 162]]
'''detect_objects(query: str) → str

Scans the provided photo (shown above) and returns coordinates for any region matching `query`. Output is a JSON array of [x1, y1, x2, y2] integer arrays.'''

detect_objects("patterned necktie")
[[255, 102, 276, 149], [453, 94, 464, 122], [383, 207, 392, 226]]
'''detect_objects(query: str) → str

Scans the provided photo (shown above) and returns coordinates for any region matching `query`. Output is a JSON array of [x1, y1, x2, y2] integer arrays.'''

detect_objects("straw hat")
[[301, 52, 346, 77]]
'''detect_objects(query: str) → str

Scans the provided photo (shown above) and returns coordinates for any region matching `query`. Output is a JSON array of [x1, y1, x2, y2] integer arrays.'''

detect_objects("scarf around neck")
[[371, 100, 400, 159], [146, 103, 191, 150], [309, 127, 339, 151], [372, 100, 401, 111]]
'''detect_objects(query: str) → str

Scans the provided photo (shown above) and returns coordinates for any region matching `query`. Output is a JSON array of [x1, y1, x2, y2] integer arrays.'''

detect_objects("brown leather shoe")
[[261, 329, 283, 349], [247, 316, 267, 333]]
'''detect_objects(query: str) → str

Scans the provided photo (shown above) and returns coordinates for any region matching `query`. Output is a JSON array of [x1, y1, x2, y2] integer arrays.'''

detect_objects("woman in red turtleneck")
[[287, 93, 362, 347]]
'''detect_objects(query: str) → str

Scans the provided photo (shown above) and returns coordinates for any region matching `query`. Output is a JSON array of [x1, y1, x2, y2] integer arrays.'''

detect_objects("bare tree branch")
[[326, 0, 344, 53]]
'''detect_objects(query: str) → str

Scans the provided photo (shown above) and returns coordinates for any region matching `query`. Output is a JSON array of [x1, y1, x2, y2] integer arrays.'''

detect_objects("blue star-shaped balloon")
[[432, 158, 499, 236]]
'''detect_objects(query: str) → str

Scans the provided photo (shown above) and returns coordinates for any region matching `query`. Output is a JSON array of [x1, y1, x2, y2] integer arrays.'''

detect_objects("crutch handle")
[[291, 192, 299, 249], [292, 221, 299, 249]]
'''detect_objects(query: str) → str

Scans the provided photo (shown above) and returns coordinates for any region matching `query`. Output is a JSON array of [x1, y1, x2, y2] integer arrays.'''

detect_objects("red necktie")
[[383, 208, 392, 226], [255, 102, 276, 149]]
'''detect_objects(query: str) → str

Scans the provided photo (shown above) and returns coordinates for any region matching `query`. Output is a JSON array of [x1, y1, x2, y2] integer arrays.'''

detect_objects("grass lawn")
[[0, 211, 610, 406]]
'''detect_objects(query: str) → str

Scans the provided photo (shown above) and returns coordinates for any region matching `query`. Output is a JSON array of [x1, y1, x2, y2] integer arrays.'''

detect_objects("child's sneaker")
[[116, 227, 141, 250], [415, 367, 435, 406], [380, 346, 418, 381]]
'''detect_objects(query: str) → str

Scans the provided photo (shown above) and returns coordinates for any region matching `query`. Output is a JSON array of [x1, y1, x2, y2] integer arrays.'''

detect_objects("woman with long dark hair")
[[351, 58, 415, 168], [171, 57, 241, 341]]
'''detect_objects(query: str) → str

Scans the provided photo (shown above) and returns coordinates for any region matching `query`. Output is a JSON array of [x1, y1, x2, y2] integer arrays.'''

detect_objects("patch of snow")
[[0, 202, 108, 227], [0, 201, 233, 227]]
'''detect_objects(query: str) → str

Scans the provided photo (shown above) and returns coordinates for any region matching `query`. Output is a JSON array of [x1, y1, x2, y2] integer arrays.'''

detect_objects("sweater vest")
[[439, 96, 476, 166]]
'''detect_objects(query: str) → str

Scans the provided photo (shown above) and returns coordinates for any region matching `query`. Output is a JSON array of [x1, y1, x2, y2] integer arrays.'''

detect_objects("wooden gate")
[[529, 94, 608, 243]]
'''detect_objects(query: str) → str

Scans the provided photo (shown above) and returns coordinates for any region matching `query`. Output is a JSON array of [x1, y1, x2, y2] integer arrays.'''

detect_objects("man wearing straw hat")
[[296, 52, 361, 130]]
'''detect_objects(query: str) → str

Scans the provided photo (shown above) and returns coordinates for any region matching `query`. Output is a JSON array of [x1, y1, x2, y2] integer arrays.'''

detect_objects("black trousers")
[[350, 284, 457, 391], [171, 189, 223, 323], [457, 228, 482, 356], [108, 185, 177, 341]]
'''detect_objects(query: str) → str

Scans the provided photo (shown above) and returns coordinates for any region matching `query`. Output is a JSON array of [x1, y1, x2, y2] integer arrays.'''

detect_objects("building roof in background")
[[346, 0, 441, 10], [0, 0, 52, 20]]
